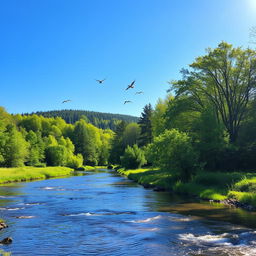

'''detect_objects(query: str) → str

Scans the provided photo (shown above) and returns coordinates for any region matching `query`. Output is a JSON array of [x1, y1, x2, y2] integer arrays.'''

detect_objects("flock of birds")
[[61, 79, 144, 105]]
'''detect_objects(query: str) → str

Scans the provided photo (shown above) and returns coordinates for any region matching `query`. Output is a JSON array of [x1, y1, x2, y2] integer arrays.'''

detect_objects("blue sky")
[[1, 0, 256, 117]]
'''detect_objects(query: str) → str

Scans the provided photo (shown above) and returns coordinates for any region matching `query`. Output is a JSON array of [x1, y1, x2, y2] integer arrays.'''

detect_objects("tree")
[[109, 121, 127, 164], [18, 115, 42, 132], [146, 129, 199, 180], [122, 123, 140, 147], [73, 120, 98, 165], [26, 131, 45, 166], [121, 145, 146, 169], [193, 106, 225, 170], [98, 129, 114, 165], [138, 104, 153, 147], [0, 107, 12, 132], [45, 145, 67, 166], [1, 125, 29, 167], [170, 42, 256, 143], [151, 96, 173, 137]]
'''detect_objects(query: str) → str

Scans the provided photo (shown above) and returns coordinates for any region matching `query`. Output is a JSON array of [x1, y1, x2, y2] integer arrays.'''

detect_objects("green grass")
[[228, 191, 256, 207], [232, 177, 256, 192], [0, 166, 74, 184], [118, 168, 175, 189], [118, 167, 256, 208], [83, 165, 108, 171]]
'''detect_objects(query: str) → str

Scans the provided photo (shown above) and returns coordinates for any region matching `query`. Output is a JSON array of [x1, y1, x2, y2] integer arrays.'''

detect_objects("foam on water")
[[179, 231, 256, 256], [129, 215, 163, 223], [0, 207, 25, 211]]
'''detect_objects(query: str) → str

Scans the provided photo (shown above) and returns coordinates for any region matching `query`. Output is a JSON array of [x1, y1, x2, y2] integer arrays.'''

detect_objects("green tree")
[[26, 131, 45, 166], [1, 125, 29, 167], [146, 129, 198, 181], [109, 121, 127, 164], [151, 96, 172, 137], [73, 120, 98, 165], [138, 104, 153, 147], [45, 145, 67, 166], [121, 144, 146, 169], [170, 42, 256, 143], [123, 123, 140, 147], [98, 129, 114, 165], [19, 115, 42, 132], [194, 106, 226, 170]]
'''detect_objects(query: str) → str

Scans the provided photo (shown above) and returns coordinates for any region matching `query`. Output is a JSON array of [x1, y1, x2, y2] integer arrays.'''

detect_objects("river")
[[0, 169, 255, 256]]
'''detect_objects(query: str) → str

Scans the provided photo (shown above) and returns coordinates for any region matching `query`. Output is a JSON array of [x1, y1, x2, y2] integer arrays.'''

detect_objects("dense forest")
[[23, 110, 139, 130], [110, 42, 256, 177], [1, 42, 256, 181], [0, 107, 143, 169]]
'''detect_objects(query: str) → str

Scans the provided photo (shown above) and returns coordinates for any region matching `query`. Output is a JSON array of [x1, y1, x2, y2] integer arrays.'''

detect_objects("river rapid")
[[0, 169, 255, 256]]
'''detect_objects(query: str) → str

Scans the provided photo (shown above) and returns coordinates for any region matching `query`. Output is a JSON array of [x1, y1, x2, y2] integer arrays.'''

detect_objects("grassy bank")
[[118, 168, 256, 208], [0, 166, 74, 184]]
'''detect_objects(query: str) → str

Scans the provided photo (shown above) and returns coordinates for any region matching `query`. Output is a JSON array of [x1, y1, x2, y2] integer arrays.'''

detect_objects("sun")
[[248, 0, 256, 9]]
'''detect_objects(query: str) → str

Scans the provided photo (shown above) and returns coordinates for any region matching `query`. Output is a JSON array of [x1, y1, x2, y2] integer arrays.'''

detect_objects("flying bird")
[[135, 91, 143, 95], [124, 101, 132, 104], [62, 99, 71, 104], [125, 80, 135, 90], [95, 78, 106, 84]]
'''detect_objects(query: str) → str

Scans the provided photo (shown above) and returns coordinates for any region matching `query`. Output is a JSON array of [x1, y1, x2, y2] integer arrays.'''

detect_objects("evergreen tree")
[[138, 104, 153, 147], [109, 121, 127, 164]]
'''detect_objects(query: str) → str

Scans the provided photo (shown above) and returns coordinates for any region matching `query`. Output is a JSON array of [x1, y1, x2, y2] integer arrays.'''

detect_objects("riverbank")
[[117, 168, 256, 210], [0, 167, 74, 184]]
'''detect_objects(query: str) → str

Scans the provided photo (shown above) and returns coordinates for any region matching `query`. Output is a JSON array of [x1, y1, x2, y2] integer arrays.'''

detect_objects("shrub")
[[146, 129, 199, 181], [66, 154, 83, 169], [34, 163, 46, 167], [121, 145, 146, 169], [45, 145, 67, 166]]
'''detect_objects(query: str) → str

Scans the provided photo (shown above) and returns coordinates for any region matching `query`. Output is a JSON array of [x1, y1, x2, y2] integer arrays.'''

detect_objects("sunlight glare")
[[248, 0, 256, 10]]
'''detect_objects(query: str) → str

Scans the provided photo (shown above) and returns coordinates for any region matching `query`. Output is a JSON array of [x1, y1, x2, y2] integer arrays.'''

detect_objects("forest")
[[24, 110, 139, 130]]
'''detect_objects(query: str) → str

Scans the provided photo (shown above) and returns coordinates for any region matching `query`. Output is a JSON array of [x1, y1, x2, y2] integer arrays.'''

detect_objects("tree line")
[[24, 110, 139, 130], [1, 42, 256, 179], [111, 42, 256, 181], [0, 109, 115, 168]]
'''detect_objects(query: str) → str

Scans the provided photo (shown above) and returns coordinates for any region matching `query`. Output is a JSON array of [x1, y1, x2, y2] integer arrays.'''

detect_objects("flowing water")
[[0, 169, 255, 255]]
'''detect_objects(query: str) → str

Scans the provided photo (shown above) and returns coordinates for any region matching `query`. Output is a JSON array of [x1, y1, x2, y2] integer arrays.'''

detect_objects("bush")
[[45, 145, 67, 166], [146, 129, 199, 181], [66, 154, 83, 169], [121, 145, 146, 169], [34, 163, 46, 167]]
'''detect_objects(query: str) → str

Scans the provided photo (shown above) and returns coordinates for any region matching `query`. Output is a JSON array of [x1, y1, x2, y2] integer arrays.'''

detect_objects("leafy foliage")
[[121, 145, 146, 169], [24, 110, 138, 130], [146, 129, 199, 180]]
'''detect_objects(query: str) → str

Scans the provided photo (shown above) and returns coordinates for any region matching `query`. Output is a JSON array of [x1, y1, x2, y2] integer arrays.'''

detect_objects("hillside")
[[24, 109, 139, 130]]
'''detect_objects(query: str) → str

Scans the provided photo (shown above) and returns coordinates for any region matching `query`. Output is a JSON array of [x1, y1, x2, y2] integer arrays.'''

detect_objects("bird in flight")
[[62, 99, 71, 104], [135, 91, 143, 95], [95, 78, 106, 84], [124, 100, 132, 104], [126, 80, 135, 90]]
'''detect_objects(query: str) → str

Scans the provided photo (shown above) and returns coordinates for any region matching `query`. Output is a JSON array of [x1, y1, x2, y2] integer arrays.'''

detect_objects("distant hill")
[[24, 109, 139, 130]]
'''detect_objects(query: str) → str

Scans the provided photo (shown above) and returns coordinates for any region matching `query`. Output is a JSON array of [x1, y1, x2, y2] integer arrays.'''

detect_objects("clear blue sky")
[[1, 0, 256, 117]]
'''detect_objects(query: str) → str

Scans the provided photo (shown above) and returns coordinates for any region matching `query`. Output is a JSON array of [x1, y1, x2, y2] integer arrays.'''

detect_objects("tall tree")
[[138, 104, 153, 147], [1, 125, 29, 167], [109, 121, 127, 164], [122, 123, 140, 147], [73, 120, 98, 165], [170, 42, 256, 143]]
